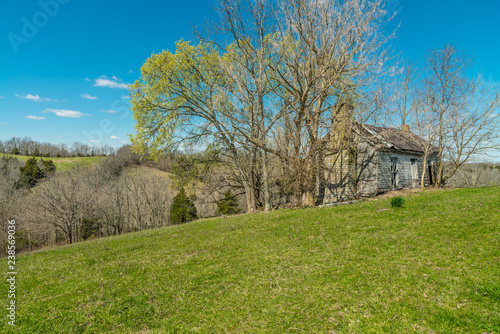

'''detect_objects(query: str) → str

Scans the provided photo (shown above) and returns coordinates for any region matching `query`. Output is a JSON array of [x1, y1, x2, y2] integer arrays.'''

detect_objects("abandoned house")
[[318, 123, 438, 204]]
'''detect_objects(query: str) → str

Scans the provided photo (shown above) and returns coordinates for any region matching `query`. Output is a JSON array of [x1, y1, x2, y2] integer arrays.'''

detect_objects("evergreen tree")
[[169, 188, 198, 224], [81, 218, 99, 240], [216, 190, 241, 216], [40, 158, 56, 174], [16, 158, 44, 188]]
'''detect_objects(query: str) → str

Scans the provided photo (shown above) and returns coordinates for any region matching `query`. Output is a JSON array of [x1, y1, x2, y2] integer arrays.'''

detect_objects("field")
[[1, 187, 499, 333], [1, 154, 105, 172]]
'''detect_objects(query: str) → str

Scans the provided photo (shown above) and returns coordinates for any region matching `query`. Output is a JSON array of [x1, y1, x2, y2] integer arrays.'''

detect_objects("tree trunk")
[[301, 158, 317, 207], [261, 148, 271, 211], [244, 181, 256, 212], [420, 154, 428, 191]]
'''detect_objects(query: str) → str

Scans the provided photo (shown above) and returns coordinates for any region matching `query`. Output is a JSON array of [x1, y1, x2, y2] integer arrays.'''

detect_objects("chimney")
[[402, 124, 410, 132]]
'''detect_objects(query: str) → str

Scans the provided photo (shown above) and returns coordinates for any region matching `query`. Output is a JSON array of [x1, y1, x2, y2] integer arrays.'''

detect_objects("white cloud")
[[26, 115, 46, 120], [110, 135, 121, 140], [128, 70, 134, 74], [0, 96, 4, 99], [16, 94, 55, 102], [121, 95, 130, 100], [119, 140, 130, 144], [89, 139, 100, 143], [101, 109, 118, 114], [84, 77, 91, 82], [81, 93, 98, 100], [43, 109, 89, 118], [93, 76, 129, 89], [111, 75, 120, 81]]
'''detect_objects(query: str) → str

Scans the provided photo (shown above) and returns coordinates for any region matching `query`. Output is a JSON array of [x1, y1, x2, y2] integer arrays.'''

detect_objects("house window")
[[390, 157, 398, 189]]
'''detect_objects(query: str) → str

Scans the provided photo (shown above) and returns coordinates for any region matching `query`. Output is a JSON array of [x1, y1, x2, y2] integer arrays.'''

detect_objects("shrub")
[[216, 190, 241, 216], [390, 196, 405, 208], [169, 188, 198, 224]]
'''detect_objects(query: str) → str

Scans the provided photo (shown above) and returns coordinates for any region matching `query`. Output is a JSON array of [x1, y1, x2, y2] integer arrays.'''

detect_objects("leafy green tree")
[[169, 188, 198, 224], [216, 190, 241, 216]]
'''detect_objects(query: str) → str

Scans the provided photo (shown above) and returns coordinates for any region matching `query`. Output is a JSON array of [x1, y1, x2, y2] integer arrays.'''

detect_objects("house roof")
[[357, 124, 438, 155]]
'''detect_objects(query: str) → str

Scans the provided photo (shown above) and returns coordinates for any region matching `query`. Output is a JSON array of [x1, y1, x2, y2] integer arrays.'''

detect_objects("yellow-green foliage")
[[128, 40, 221, 161]]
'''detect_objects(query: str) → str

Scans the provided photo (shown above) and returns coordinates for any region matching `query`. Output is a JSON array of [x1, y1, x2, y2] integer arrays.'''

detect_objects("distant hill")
[[1, 154, 105, 172], [2, 186, 499, 333]]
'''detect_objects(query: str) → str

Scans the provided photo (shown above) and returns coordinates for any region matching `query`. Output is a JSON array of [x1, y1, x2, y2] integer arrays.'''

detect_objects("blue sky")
[[0, 0, 499, 149]]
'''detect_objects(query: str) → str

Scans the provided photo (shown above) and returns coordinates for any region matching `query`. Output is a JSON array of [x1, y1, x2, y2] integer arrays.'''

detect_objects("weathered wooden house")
[[318, 123, 438, 204]]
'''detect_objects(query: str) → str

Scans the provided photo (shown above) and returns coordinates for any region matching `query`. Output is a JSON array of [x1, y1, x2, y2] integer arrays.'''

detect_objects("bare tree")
[[266, 0, 394, 205], [31, 171, 83, 244], [423, 45, 500, 185], [207, 0, 279, 211], [0, 157, 22, 254], [390, 60, 420, 127], [412, 95, 439, 190], [449, 162, 500, 188]]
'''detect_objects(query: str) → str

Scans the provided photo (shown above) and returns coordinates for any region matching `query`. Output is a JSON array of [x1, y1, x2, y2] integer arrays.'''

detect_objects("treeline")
[[0, 137, 116, 157], [448, 163, 500, 188]]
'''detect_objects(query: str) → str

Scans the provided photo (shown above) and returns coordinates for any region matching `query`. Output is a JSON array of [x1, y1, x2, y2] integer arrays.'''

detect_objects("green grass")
[[1, 187, 499, 333], [1, 154, 105, 172]]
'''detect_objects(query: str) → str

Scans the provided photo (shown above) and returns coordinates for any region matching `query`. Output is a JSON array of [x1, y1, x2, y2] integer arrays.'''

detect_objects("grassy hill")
[[1, 154, 105, 172], [1, 187, 499, 333]]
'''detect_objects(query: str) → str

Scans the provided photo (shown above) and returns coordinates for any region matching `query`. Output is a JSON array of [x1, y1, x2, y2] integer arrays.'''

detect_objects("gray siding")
[[321, 149, 437, 205], [355, 142, 379, 197], [319, 133, 437, 205], [378, 151, 434, 191], [320, 150, 356, 203], [320, 142, 379, 203]]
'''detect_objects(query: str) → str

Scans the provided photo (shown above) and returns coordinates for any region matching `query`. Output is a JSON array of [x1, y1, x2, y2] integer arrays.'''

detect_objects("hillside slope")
[[1, 187, 499, 333]]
